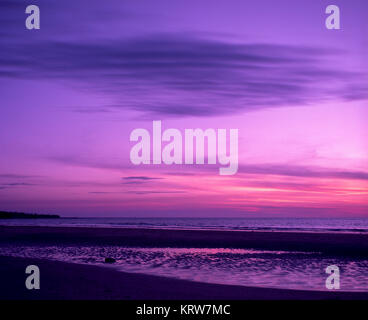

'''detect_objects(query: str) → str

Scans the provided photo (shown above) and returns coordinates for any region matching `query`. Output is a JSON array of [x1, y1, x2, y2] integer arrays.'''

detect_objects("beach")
[[1, 255, 368, 300], [1, 225, 368, 299], [1, 225, 368, 256]]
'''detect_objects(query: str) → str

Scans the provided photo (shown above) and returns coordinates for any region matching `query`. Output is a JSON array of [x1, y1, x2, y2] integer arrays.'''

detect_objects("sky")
[[0, 0, 367, 217]]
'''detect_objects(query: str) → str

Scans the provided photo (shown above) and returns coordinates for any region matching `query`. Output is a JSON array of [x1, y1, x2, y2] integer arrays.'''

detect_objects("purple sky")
[[0, 0, 367, 217]]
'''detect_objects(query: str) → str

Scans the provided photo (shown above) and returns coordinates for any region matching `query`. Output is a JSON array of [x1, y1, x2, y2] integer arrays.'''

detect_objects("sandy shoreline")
[[1, 225, 368, 256], [1, 225, 368, 299], [1, 256, 367, 300]]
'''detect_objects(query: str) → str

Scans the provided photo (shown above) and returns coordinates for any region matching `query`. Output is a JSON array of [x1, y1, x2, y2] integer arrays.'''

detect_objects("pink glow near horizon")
[[0, 0, 367, 217]]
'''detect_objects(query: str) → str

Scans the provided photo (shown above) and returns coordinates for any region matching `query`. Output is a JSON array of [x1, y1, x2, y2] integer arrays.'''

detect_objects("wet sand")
[[1, 256, 368, 300], [1, 225, 368, 256], [1, 225, 368, 300]]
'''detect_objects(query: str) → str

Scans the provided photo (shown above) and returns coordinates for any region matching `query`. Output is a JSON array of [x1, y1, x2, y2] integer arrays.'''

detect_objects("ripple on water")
[[0, 246, 367, 291]]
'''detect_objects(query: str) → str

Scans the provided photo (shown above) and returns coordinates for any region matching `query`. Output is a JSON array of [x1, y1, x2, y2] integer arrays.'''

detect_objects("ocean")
[[1, 217, 368, 233]]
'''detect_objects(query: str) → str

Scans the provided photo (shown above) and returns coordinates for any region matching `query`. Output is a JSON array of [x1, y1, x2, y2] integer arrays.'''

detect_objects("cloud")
[[0, 174, 38, 179], [0, 182, 36, 190], [122, 176, 163, 185], [122, 176, 163, 186], [125, 190, 185, 195], [46, 155, 126, 171], [0, 27, 366, 117], [238, 164, 368, 181], [0, 174, 39, 189], [122, 176, 162, 181], [46, 154, 368, 182], [88, 190, 185, 195], [88, 191, 120, 194], [72, 108, 115, 114], [0, 183, 36, 186]]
